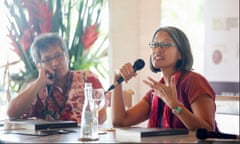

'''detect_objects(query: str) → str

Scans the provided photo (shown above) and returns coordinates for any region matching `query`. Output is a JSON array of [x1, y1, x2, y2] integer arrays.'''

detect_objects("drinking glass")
[[92, 88, 105, 137], [92, 88, 105, 116]]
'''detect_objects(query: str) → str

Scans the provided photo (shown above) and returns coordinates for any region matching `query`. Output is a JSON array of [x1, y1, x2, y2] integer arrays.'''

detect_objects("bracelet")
[[172, 106, 183, 115]]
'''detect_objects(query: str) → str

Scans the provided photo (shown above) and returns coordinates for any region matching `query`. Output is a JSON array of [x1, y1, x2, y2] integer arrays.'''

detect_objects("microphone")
[[196, 128, 239, 140], [107, 59, 145, 92], [47, 73, 56, 80], [47, 69, 56, 81]]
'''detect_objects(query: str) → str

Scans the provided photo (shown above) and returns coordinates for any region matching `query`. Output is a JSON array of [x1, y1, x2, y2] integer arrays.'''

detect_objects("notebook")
[[4, 129, 76, 136], [6, 119, 78, 130], [116, 127, 189, 142]]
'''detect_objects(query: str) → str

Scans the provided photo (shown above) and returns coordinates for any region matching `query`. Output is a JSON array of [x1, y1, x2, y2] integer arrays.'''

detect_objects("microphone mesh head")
[[133, 59, 145, 71]]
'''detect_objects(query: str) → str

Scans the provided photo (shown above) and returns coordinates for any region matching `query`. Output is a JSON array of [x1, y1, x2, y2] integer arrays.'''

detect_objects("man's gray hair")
[[30, 33, 68, 64]]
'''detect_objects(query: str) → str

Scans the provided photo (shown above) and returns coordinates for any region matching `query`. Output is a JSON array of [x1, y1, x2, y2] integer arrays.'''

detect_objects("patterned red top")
[[21, 70, 103, 123], [144, 71, 218, 130]]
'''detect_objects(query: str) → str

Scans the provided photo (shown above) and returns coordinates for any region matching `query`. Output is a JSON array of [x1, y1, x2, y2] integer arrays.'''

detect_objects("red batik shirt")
[[21, 70, 103, 123]]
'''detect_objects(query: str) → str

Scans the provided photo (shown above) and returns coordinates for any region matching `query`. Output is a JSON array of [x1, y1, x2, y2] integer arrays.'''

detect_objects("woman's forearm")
[[173, 105, 214, 131], [111, 83, 128, 126]]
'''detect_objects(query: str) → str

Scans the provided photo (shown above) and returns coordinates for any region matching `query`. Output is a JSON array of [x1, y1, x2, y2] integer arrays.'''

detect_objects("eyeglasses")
[[40, 52, 65, 65], [149, 42, 176, 49]]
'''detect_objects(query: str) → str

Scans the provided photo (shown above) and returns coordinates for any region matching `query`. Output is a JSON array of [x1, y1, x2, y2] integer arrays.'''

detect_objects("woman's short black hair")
[[150, 26, 193, 73]]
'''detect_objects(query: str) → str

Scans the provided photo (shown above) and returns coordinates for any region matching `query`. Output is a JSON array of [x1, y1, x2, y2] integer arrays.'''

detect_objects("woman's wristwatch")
[[172, 103, 184, 115]]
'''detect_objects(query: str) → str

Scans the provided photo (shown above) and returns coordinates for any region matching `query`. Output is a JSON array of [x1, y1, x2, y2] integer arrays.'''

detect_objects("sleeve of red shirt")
[[182, 72, 216, 104]]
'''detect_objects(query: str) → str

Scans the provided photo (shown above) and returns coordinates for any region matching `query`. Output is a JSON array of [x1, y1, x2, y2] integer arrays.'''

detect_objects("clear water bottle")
[[79, 83, 98, 141]]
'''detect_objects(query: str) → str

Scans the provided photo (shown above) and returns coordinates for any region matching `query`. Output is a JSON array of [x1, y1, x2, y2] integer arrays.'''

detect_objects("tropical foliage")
[[3, 0, 109, 92]]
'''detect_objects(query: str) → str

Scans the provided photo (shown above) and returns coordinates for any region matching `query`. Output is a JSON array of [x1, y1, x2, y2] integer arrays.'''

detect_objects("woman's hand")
[[143, 76, 180, 109], [114, 63, 137, 83]]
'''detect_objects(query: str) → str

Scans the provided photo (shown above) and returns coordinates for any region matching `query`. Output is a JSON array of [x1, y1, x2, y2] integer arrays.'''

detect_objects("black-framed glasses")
[[40, 52, 65, 65], [149, 42, 176, 49]]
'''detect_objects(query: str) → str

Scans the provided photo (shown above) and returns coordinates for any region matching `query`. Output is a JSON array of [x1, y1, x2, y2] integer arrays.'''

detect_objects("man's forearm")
[[7, 79, 43, 118]]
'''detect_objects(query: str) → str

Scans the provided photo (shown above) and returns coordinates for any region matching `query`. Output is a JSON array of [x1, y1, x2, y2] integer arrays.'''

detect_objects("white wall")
[[108, 0, 161, 103], [204, 0, 239, 83]]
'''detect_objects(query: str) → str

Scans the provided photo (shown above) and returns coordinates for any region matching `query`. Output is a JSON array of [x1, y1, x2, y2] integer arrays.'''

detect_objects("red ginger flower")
[[81, 23, 99, 50], [37, 1, 52, 33], [20, 29, 34, 53], [22, 0, 52, 33], [9, 0, 52, 57]]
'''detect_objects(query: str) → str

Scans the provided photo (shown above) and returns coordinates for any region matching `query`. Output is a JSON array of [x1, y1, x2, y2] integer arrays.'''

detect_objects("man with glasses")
[[7, 33, 106, 124]]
